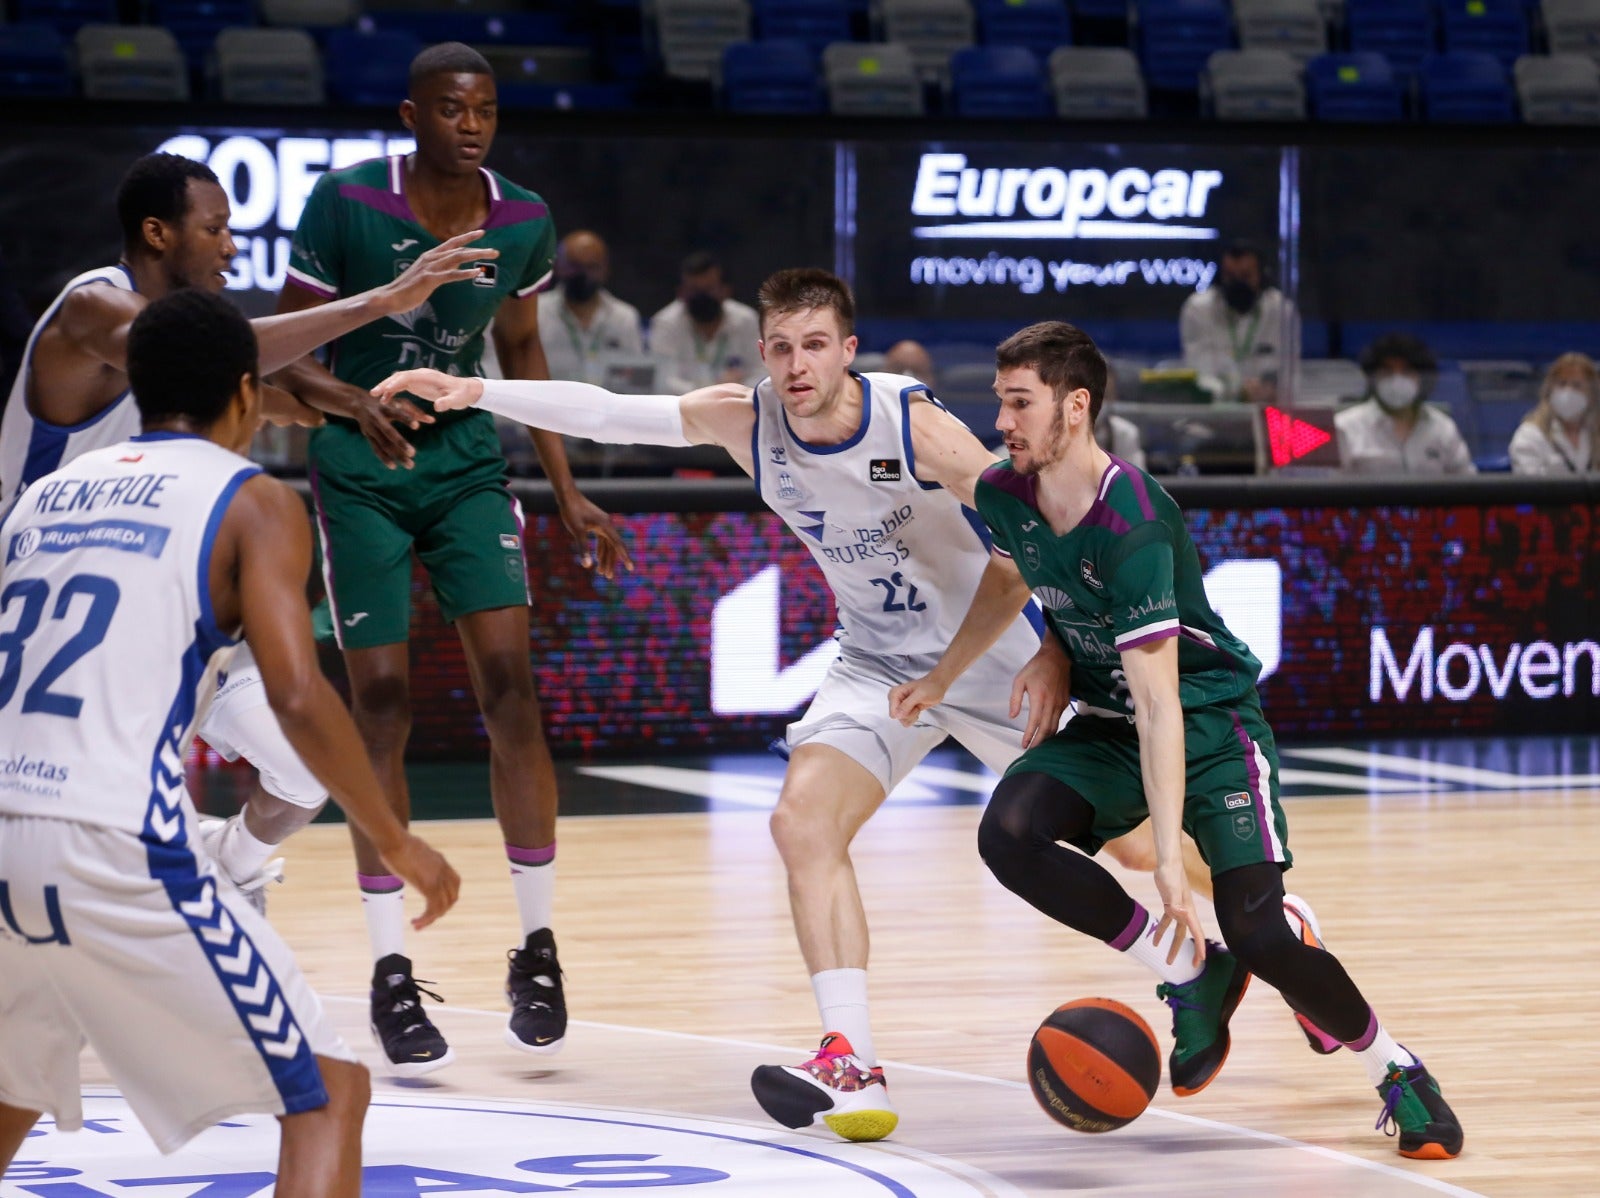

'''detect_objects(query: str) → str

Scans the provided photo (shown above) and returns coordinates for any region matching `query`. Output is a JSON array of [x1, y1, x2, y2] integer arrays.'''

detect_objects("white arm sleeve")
[[477, 379, 691, 447]]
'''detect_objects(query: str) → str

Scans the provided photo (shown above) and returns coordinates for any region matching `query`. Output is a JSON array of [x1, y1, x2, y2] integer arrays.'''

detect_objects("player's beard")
[[1014, 401, 1068, 476]]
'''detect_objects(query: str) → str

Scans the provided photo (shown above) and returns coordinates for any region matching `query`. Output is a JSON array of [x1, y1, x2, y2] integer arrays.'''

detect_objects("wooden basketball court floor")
[[31, 737, 1600, 1198]]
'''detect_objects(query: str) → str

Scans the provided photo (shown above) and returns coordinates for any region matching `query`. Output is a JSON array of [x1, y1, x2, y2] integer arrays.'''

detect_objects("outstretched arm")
[[250, 231, 495, 374], [491, 291, 631, 578]]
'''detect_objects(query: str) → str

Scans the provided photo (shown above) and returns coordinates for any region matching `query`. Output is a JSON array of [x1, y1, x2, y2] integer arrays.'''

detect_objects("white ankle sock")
[[507, 843, 555, 939], [811, 968, 875, 1065], [359, 876, 407, 963], [1355, 1023, 1415, 1086], [216, 814, 275, 882], [1121, 907, 1205, 986]]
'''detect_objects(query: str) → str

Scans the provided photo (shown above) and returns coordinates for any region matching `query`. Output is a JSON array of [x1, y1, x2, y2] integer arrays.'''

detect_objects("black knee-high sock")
[[977, 772, 1140, 943], [1213, 864, 1372, 1042]]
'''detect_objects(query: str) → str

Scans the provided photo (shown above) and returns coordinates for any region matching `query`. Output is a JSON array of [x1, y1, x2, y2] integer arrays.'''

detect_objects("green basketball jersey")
[[286, 154, 556, 424], [975, 454, 1261, 716]]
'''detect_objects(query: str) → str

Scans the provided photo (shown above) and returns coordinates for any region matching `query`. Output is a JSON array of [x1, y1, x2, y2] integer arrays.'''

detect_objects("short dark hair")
[[116, 153, 219, 252], [995, 321, 1108, 423], [756, 267, 856, 338], [408, 41, 493, 94], [1222, 237, 1265, 267], [1360, 331, 1436, 376], [681, 250, 722, 279], [127, 290, 258, 429]]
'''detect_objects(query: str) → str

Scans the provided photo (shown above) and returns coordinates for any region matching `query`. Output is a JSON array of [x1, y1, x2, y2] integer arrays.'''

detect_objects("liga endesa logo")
[[909, 153, 1225, 242], [13, 1091, 1011, 1196]]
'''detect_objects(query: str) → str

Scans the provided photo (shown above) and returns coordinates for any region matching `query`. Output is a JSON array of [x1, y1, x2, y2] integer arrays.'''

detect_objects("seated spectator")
[[1094, 370, 1146, 469], [1335, 333, 1475, 475], [883, 339, 937, 388], [1179, 239, 1299, 404], [537, 230, 643, 383], [648, 250, 762, 392], [1509, 352, 1599, 475]]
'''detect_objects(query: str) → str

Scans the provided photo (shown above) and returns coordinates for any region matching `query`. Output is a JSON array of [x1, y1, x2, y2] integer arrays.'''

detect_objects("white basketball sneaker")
[[751, 1032, 898, 1142]]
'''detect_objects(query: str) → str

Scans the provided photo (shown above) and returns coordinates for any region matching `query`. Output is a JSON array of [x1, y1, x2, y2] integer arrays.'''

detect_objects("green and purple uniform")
[[287, 154, 556, 648], [976, 453, 1291, 875]]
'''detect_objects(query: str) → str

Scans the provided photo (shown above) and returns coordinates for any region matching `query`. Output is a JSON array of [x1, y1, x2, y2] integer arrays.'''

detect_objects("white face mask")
[[1374, 374, 1420, 412], [1549, 385, 1590, 425]]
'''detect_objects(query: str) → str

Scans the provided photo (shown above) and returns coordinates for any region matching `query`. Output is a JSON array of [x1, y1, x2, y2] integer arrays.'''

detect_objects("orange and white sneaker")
[[751, 1032, 898, 1142], [1283, 893, 1344, 1055]]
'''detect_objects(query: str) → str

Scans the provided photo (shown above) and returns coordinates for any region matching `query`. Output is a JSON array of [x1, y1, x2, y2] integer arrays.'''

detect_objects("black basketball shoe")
[[370, 954, 454, 1076], [505, 928, 567, 1055]]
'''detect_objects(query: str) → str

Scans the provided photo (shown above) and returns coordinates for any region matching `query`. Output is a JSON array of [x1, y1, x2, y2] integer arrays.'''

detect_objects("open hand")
[[381, 230, 499, 315], [379, 832, 461, 931]]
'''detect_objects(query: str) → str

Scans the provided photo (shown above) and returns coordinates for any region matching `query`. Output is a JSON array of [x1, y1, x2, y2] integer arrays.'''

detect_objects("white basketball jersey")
[[1, 266, 141, 508], [0, 433, 259, 837], [754, 371, 1040, 656]]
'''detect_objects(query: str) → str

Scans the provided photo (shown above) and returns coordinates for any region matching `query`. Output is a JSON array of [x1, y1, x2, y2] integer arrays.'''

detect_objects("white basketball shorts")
[[0, 813, 354, 1153], [198, 643, 327, 809], [786, 624, 1044, 794]]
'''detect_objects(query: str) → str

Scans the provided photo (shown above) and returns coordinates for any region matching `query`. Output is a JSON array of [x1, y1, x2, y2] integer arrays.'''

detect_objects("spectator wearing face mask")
[[1335, 332, 1476, 475], [1179, 239, 1300, 404], [648, 250, 762, 393], [536, 230, 643, 383], [1509, 353, 1600, 475]]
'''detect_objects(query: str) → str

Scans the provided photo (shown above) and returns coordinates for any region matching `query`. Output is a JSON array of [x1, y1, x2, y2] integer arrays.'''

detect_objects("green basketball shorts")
[[1005, 698, 1292, 876], [306, 412, 530, 649]]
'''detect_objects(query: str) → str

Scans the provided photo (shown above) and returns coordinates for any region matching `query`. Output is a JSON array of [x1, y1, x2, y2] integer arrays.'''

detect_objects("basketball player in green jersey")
[[270, 42, 628, 1073], [891, 322, 1463, 1161]]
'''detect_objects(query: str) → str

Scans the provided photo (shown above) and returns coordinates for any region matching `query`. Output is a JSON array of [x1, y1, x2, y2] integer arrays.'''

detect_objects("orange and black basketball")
[[1026, 998, 1161, 1133]]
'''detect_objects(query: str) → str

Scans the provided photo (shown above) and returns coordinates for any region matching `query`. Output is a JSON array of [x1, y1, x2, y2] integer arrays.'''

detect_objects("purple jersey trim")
[[979, 461, 1037, 506], [284, 264, 336, 299], [337, 182, 414, 223], [1081, 502, 1132, 535], [1110, 453, 1157, 519], [1231, 711, 1275, 864], [1118, 622, 1179, 650], [483, 199, 550, 230]]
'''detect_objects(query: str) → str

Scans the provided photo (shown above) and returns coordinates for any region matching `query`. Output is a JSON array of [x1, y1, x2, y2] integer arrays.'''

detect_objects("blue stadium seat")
[[0, 24, 73, 97], [721, 39, 826, 112], [1418, 49, 1516, 120], [360, 10, 584, 48], [1305, 50, 1405, 119], [949, 43, 1051, 115], [1074, 0, 1135, 21], [14, 0, 118, 36], [1345, 0, 1434, 82], [149, 0, 257, 70], [1136, 0, 1234, 92], [324, 29, 423, 107], [751, 0, 854, 57], [1438, 0, 1528, 70], [974, 0, 1073, 49]]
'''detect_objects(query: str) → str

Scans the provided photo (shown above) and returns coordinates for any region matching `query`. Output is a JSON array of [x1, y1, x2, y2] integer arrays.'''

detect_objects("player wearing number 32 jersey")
[[0, 290, 459, 1191]]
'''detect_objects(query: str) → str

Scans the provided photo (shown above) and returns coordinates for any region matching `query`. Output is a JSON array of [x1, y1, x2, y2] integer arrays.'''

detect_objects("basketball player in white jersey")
[[376, 268, 1231, 1141], [0, 289, 460, 1189], [0, 151, 492, 914]]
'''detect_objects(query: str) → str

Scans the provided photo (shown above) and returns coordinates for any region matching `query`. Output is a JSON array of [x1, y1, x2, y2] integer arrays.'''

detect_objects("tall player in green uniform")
[[891, 322, 1463, 1160], [271, 43, 628, 1073]]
